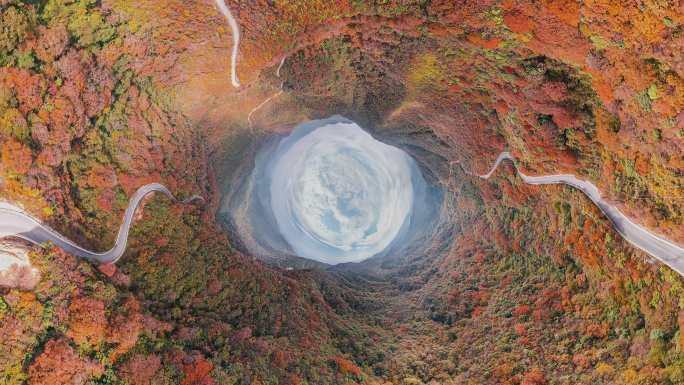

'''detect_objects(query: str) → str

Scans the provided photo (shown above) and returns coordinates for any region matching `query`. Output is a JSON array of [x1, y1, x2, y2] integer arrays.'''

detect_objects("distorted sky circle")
[[266, 119, 418, 264]]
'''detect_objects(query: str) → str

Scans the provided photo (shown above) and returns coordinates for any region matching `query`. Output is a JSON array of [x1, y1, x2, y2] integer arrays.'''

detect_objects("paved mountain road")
[[0, 183, 202, 264], [478, 152, 684, 275]]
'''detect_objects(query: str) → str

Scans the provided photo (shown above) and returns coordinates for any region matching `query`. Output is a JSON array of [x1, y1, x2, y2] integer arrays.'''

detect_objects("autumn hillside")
[[1, 1, 684, 385]]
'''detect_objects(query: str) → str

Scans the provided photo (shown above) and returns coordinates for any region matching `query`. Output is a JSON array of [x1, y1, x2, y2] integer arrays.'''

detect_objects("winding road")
[[0, 0, 238, 273], [0, 183, 202, 264], [478, 152, 684, 275], [213, 0, 683, 272], [214, 0, 283, 130], [1, 1, 681, 279], [214, 0, 241, 88], [247, 55, 287, 128], [247, 81, 284, 129]]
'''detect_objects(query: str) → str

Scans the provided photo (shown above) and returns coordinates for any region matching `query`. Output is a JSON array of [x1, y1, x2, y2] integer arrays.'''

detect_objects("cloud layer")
[[221, 116, 437, 265], [267, 120, 416, 263]]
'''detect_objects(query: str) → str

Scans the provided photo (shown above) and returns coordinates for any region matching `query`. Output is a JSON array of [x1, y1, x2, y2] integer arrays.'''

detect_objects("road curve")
[[214, 0, 241, 88], [247, 56, 288, 128], [478, 152, 684, 276], [247, 83, 284, 128], [0, 183, 202, 264]]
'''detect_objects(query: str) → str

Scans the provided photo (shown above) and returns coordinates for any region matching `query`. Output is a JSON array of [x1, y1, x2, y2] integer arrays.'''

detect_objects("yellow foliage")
[[0, 108, 28, 141], [13, 292, 44, 322], [621, 368, 638, 383], [407, 53, 446, 95], [402, 376, 423, 385], [595, 362, 615, 376]]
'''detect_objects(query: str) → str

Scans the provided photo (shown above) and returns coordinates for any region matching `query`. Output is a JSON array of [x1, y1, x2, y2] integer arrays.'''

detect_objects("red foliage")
[[34, 23, 69, 63], [231, 327, 253, 344], [472, 306, 487, 318], [540, 82, 568, 103], [97, 263, 117, 277], [181, 356, 215, 385], [106, 297, 145, 361], [572, 353, 590, 369], [28, 338, 104, 385], [513, 323, 526, 336], [513, 304, 531, 317], [118, 354, 162, 385]]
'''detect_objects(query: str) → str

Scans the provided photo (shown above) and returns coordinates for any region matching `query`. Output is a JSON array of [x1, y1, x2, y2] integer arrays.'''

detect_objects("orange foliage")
[[522, 368, 547, 385], [1, 139, 31, 174], [541, 0, 580, 27], [334, 356, 362, 377], [467, 34, 502, 49], [493, 362, 515, 379], [0, 67, 44, 113], [106, 297, 145, 361], [286, 374, 302, 385], [513, 323, 526, 336], [66, 297, 107, 348], [272, 350, 288, 369], [584, 322, 608, 339], [504, 10, 534, 33], [472, 306, 487, 318]]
